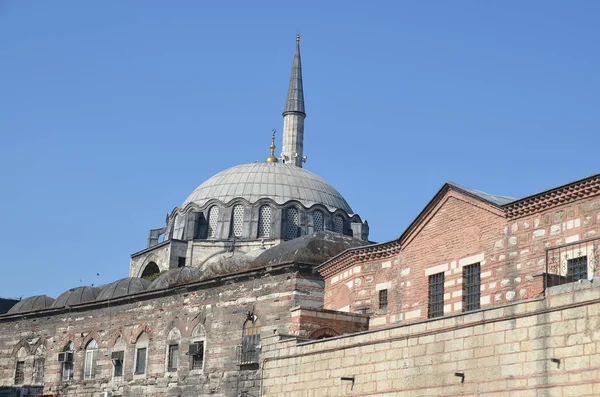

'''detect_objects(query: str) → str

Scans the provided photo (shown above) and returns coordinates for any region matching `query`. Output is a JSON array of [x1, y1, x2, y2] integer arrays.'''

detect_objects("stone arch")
[[80, 331, 103, 350], [109, 328, 125, 347], [309, 328, 340, 340], [191, 323, 206, 338], [167, 327, 181, 343], [12, 340, 31, 356], [131, 323, 153, 344], [141, 262, 160, 280]]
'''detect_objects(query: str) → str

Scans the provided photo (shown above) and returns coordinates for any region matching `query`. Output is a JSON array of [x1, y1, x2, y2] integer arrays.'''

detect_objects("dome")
[[182, 162, 353, 213], [149, 267, 203, 290], [52, 286, 101, 308], [7, 295, 54, 314], [97, 278, 151, 300]]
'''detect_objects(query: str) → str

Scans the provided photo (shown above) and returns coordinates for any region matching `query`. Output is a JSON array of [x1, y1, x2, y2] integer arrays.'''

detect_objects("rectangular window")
[[135, 348, 147, 375], [62, 362, 74, 382], [378, 289, 388, 310], [34, 357, 45, 384], [114, 358, 123, 378], [83, 350, 97, 380], [463, 263, 481, 312], [190, 341, 204, 370], [428, 272, 445, 318], [178, 257, 186, 267], [567, 256, 588, 281], [167, 344, 179, 372], [14, 361, 25, 384]]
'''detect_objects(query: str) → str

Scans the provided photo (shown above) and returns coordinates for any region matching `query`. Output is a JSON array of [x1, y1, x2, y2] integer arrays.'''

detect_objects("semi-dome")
[[149, 267, 203, 290], [7, 295, 54, 314], [182, 162, 353, 213], [52, 286, 101, 308], [97, 278, 151, 300]]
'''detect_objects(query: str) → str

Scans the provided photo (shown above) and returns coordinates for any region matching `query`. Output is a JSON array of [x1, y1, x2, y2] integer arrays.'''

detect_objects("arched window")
[[231, 205, 244, 238], [239, 315, 260, 365], [33, 345, 46, 385], [60, 341, 75, 382], [189, 324, 206, 371], [258, 205, 272, 238], [333, 215, 344, 234], [83, 340, 98, 380], [312, 211, 324, 232], [134, 333, 149, 376], [207, 206, 219, 238], [14, 347, 26, 385], [166, 328, 181, 373], [141, 262, 160, 280], [285, 207, 300, 239]]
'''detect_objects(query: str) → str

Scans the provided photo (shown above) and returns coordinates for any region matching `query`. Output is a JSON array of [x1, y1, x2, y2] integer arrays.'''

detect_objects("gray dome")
[[7, 295, 54, 314], [182, 162, 353, 213], [97, 278, 151, 300], [52, 286, 101, 308], [149, 267, 203, 290]]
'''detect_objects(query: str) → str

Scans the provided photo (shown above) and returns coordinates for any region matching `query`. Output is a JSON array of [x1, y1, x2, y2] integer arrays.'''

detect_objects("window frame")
[[112, 351, 124, 379], [567, 255, 588, 281], [34, 356, 45, 385], [462, 263, 481, 312], [134, 347, 147, 375], [14, 360, 25, 385], [428, 272, 445, 318], [189, 340, 205, 371], [167, 344, 179, 372], [61, 342, 75, 382], [83, 340, 98, 380], [378, 289, 388, 310]]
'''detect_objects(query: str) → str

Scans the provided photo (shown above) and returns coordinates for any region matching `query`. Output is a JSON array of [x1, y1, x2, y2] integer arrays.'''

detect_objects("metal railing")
[[236, 344, 260, 365], [545, 236, 600, 290]]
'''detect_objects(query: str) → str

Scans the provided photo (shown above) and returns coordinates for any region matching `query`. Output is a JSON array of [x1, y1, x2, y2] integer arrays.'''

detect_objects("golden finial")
[[296, 32, 300, 44], [265, 129, 279, 163]]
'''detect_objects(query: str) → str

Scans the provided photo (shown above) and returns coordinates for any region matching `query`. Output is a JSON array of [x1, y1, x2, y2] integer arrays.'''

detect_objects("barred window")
[[258, 205, 272, 238], [231, 205, 244, 237], [567, 256, 588, 281], [312, 211, 324, 232], [428, 272, 445, 318], [285, 207, 300, 239], [14, 361, 24, 385], [333, 215, 344, 234], [462, 263, 481, 312], [83, 340, 98, 380], [378, 289, 388, 310], [207, 206, 219, 238], [167, 344, 179, 372], [190, 341, 204, 370]]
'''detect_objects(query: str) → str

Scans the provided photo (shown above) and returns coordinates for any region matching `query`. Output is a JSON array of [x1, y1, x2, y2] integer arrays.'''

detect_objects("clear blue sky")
[[1, 1, 599, 299]]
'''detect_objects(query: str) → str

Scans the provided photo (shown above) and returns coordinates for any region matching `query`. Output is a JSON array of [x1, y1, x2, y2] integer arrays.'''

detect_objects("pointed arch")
[[309, 328, 340, 340], [11, 340, 31, 356], [80, 331, 102, 350]]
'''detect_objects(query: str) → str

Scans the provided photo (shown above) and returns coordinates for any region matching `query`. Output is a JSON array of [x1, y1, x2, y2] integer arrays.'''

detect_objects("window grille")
[[231, 205, 244, 237], [285, 207, 300, 239], [333, 215, 344, 234], [567, 256, 588, 281], [462, 263, 481, 312], [207, 206, 219, 238], [167, 344, 179, 372], [113, 352, 124, 378], [378, 289, 388, 310], [190, 341, 204, 370], [34, 357, 45, 384], [83, 340, 98, 380], [428, 272, 445, 318], [312, 211, 324, 232], [14, 361, 24, 385], [258, 206, 272, 238], [135, 347, 147, 375], [238, 319, 260, 365]]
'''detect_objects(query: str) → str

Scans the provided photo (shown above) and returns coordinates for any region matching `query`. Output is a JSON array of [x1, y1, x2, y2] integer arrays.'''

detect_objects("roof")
[[52, 286, 101, 308], [97, 278, 151, 300], [7, 295, 54, 314], [283, 36, 305, 116], [149, 267, 203, 290], [182, 162, 353, 213], [446, 182, 516, 206]]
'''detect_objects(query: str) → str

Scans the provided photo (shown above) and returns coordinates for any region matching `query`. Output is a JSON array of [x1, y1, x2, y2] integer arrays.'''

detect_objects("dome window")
[[258, 205, 272, 238], [231, 205, 244, 238], [333, 215, 344, 234], [285, 207, 300, 239], [312, 211, 324, 232], [207, 206, 219, 238]]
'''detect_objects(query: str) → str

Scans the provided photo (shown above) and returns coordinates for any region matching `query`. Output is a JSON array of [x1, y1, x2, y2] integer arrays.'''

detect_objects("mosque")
[[1, 36, 600, 397]]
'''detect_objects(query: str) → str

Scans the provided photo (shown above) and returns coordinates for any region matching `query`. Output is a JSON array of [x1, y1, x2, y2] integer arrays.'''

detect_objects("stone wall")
[[261, 279, 600, 397]]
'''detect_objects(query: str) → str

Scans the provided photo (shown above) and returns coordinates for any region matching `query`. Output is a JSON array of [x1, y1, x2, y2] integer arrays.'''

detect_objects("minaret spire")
[[281, 33, 306, 167]]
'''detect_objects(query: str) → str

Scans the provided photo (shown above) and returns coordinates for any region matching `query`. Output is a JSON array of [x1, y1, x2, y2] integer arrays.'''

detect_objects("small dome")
[[7, 295, 54, 314], [52, 286, 101, 308], [149, 267, 203, 290], [97, 278, 151, 300], [182, 162, 353, 213]]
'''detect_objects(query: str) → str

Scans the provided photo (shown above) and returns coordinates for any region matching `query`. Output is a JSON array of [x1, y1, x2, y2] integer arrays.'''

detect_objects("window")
[[567, 256, 588, 281], [333, 215, 344, 234], [207, 206, 219, 238], [285, 207, 300, 239], [463, 263, 481, 312], [312, 211, 324, 232], [61, 342, 75, 382], [258, 205, 272, 238], [231, 205, 244, 237], [167, 345, 179, 372], [378, 289, 388, 310], [34, 357, 45, 384], [239, 317, 260, 365], [14, 361, 24, 385], [178, 256, 186, 267], [428, 272, 445, 318], [83, 340, 98, 380], [135, 348, 147, 375], [189, 341, 205, 370], [111, 351, 124, 378]]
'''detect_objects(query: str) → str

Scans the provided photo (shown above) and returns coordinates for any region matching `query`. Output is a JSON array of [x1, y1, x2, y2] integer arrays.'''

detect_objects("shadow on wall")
[[0, 386, 44, 397]]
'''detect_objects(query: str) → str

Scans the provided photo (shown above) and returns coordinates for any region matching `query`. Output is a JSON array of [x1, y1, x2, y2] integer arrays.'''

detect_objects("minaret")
[[281, 33, 306, 167]]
